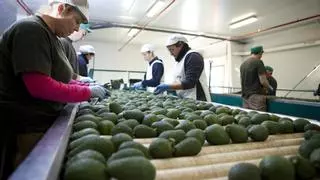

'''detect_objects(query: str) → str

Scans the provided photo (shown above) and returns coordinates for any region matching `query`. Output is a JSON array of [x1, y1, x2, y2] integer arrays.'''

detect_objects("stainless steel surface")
[[9, 103, 79, 180]]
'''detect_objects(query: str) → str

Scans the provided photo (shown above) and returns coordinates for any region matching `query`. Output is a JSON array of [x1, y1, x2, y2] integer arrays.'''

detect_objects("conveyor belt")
[[9, 101, 320, 180], [101, 133, 303, 180]]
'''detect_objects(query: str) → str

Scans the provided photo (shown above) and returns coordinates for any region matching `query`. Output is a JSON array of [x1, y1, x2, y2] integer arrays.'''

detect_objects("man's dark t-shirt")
[[0, 16, 73, 132], [240, 57, 266, 99], [60, 37, 79, 74]]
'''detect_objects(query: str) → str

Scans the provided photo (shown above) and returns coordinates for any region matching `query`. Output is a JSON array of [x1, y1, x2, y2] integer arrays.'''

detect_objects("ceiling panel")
[[131, 30, 196, 46], [152, 0, 320, 36], [21, 0, 320, 36], [19, 0, 320, 47], [88, 0, 155, 24], [188, 37, 222, 50], [23, 0, 156, 24], [85, 27, 128, 43], [0, 0, 16, 33]]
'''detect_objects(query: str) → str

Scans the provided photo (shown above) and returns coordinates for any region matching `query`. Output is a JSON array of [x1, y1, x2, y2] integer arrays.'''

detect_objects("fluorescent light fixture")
[[229, 14, 257, 29], [231, 13, 255, 23], [147, 0, 166, 17], [119, 16, 136, 20], [127, 28, 139, 37]]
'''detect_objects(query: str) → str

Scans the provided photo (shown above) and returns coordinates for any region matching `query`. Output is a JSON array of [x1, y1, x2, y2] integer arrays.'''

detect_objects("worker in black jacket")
[[154, 34, 211, 102], [132, 44, 164, 92], [314, 83, 320, 96], [78, 45, 95, 78], [265, 66, 277, 96]]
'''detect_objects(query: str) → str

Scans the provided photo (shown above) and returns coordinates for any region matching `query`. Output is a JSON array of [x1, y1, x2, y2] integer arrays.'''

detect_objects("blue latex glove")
[[97, 84, 111, 97], [154, 84, 170, 95], [89, 85, 107, 100], [89, 85, 111, 100], [132, 82, 142, 89]]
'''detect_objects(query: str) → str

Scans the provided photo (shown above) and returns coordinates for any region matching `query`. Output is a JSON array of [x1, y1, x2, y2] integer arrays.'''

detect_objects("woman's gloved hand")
[[154, 84, 170, 95], [89, 85, 108, 100], [132, 81, 142, 89], [80, 76, 95, 83]]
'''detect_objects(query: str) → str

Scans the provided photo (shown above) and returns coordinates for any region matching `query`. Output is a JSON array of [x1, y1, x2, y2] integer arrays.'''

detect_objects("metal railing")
[[210, 86, 315, 92], [210, 86, 319, 100], [90, 69, 146, 85]]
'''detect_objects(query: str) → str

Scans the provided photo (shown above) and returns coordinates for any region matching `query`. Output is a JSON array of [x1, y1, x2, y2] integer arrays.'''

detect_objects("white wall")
[[74, 40, 146, 84], [74, 40, 146, 71], [229, 42, 245, 89]]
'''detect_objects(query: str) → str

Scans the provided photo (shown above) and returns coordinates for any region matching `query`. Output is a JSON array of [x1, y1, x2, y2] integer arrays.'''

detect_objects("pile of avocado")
[[64, 132, 156, 180], [149, 129, 204, 158], [63, 90, 319, 180], [229, 154, 319, 180], [229, 123, 320, 180]]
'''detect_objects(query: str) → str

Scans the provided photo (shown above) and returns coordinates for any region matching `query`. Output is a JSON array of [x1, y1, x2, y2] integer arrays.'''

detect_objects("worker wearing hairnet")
[[0, 0, 109, 178], [154, 34, 211, 102], [265, 65, 277, 96], [78, 45, 95, 82], [132, 44, 164, 92]]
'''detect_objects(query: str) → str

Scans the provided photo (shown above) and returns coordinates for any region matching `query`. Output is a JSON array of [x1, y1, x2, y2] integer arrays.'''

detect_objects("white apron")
[[146, 59, 164, 92], [173, 50, 211, 102]]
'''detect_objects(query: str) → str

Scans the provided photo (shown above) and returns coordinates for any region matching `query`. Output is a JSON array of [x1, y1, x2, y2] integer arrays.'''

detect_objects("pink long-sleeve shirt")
[[22, 73, 91, 103]]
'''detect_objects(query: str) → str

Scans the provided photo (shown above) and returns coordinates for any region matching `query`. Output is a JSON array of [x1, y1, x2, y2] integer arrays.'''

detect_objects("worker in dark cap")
[[314, 83, 320, 96], [240, 46, 273, 111], [265, 66, 277, 96]]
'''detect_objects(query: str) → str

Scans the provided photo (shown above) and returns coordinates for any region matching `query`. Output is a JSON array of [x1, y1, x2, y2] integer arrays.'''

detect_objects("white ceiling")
[[21, 0, 320, 47], [152, 0, 320, 35]]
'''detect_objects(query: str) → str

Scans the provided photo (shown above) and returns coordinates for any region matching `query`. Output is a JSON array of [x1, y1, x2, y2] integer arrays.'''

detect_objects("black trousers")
[[0, 104, 57, 180], [0, 123, 16, 180]]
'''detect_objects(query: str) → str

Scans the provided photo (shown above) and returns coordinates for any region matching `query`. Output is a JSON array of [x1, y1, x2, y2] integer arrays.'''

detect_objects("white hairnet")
[[79, 45, 95, 54], [140, 44, 155, 53], [166, 34, 188, 46]]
